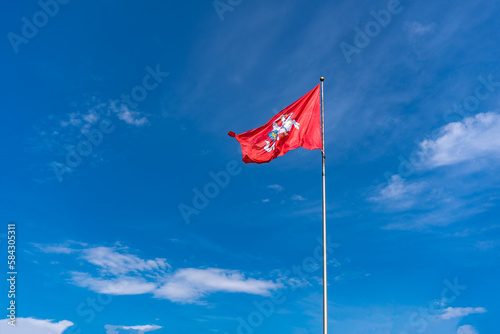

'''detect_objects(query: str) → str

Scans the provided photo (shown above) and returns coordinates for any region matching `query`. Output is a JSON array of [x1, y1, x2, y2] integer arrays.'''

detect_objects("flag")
[[228, 84, 322, 164]]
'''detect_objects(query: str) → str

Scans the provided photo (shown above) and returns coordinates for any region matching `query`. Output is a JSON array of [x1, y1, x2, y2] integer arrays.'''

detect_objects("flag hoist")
[[229, 77, 328, 334]]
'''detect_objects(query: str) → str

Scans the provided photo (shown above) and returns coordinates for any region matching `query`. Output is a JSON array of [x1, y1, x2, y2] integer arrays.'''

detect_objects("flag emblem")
[[228, 84, 322, 164], [265, 113, 300, 152]]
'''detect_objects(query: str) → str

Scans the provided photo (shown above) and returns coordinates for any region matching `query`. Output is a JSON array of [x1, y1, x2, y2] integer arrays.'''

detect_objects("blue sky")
[[1, 0, 499, 333]]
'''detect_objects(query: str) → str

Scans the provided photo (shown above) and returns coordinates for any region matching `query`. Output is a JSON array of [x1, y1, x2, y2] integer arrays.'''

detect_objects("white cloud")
[[380, 199, 482, 231], [59, 100, 149, 130], [58, 102, 110, 134], [369, 113, 500, 226], [291, 194, 306, 201], [71, 272, 158, 295], [457, 325, 479, 334], [34, 241, 87, 254], [81, 246, 169, 275], [440, 306, 487, 320], [405, 21, 436, 39], [418, 112, 500, 168], [34, 244, 75, 254], [154, 268, 281, 303], [82, 110, 100, 124], [105, 324, 162, 334], [71, 267, 280, 304], [373, 175, 426, 201], [475, 240, 497, 250], [110, 102, 149, 126], [0, 317, 73, 334], [31, 98, 150, 181], [267, 184, 284, 191], [36, 243, 170, 274], [369, 175, 433, 211], [41, 242, 281, 304]]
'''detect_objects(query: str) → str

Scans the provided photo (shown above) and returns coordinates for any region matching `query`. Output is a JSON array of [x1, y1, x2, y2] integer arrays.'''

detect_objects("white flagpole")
[[320, 76, 328, 334]]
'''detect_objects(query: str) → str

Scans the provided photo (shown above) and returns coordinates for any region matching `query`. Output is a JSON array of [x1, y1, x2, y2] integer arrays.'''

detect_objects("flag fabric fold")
[[228, 84, 322, 164]]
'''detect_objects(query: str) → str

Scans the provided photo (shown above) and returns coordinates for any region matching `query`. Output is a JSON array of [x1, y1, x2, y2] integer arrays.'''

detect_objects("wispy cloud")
[[43, 99, 148, 142], [440, 306, 487, 320], [404, 21, 436, 41], [29, 98, 150, 181], [475, 240, 498, 250], [34, 244, 75, 254], [457, 324, 479, 334], [0, 318, 73, 334], [71, 272, 158, 295], [33, 240, 87, 254], [110, 101, 149, 126], [369, 112, 500, 228], [38, 242, 280, 304], [268, 184, 284, 191], [373, 175, 426, 201], [380, 195, 488, 231], [154, 268, 281, 303], [291, 194, 306, 201], [36, 243, 170, 275], [105, 324, 162, 334], [370, 175, 428, 210], [418, 112, 500, 169], [71, 266, 280, 304], [81, 246, 170, 275], [369, 174, 460, 221]]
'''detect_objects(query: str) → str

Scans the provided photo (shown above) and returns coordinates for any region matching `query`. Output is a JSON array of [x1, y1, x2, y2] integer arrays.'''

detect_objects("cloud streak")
[[369, 112, 500, 228], [0, 318, 73, 334], [154, 268, 280, 303], [105, 324, 162, 334], [37, 242, 280, 304], [81, 246, 170, 275], [268, 184, 284, 191], [419, 112, 500, 169], [370, 175, 428, 210], [457, 324, 479, 334], [440, 306, 487, 320], [71, 272, 158, 295]]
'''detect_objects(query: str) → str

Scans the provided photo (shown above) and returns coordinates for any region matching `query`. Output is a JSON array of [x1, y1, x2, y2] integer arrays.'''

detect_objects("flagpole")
[[320, 77, 328, 334]]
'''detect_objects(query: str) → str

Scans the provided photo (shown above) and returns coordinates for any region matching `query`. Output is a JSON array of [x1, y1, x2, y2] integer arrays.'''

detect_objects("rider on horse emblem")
[[264, 113, 300, 152]]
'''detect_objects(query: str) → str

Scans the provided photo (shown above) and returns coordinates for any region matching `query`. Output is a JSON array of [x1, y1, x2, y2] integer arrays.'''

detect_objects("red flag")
[[228, 84, 322, 164]]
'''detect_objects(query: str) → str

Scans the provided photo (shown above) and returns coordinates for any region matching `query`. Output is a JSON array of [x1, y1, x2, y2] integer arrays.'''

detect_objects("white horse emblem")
[[264, 113, 300, 152]]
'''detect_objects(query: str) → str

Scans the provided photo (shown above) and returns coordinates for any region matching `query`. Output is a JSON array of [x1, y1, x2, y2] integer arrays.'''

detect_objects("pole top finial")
[[320, 77, 325, 82]]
